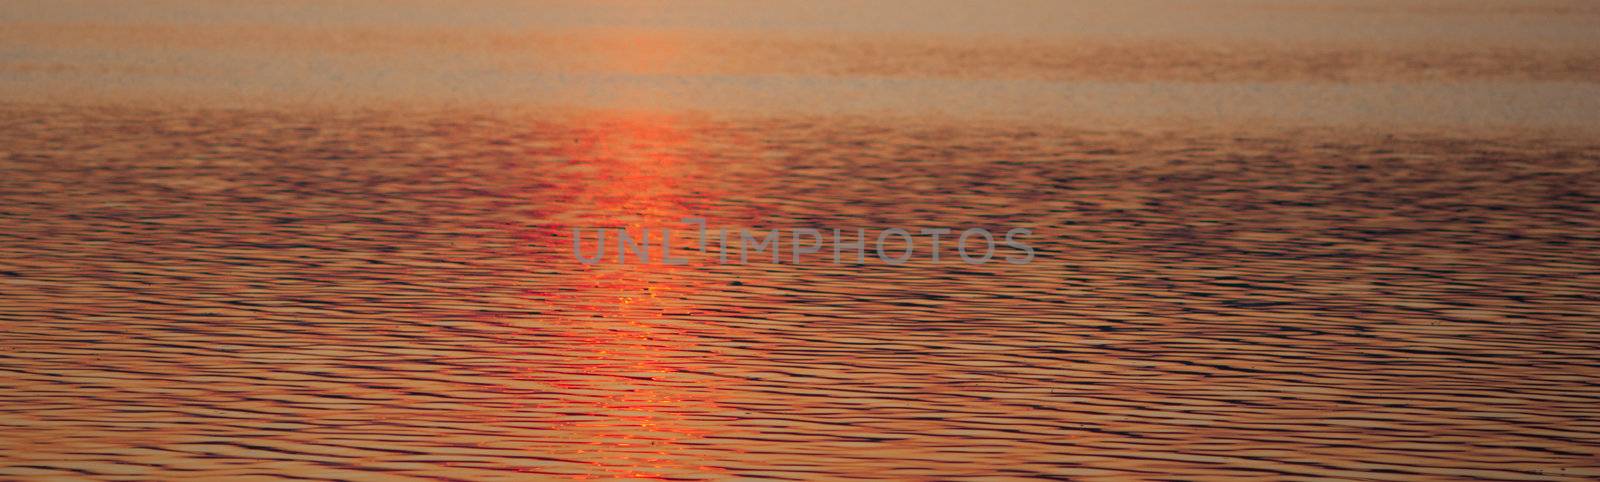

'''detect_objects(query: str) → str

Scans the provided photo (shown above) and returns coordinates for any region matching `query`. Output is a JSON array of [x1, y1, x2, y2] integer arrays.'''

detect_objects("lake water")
[[3, 1, 1599, 480]]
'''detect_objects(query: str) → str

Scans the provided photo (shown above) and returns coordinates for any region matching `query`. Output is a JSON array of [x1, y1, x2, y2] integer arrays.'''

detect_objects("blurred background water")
[[3, 0, 1600, 129]]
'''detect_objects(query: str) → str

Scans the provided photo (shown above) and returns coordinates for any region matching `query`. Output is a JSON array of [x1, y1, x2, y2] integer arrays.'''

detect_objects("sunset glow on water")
[[2, 1, 1599, 480]]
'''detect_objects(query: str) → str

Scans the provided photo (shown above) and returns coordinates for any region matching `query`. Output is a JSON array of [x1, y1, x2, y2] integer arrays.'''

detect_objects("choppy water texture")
[[2, 106, 1598, 480], [4, 0, 1600, 480]]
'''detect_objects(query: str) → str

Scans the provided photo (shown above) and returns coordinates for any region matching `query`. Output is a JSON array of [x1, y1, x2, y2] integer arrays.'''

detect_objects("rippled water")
[[5, 0, 1600, 479], [2, 105, 1598, 479]]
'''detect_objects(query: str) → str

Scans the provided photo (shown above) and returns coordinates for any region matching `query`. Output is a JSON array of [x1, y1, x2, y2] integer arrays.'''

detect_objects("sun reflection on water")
[[515, 112, 739, 479]]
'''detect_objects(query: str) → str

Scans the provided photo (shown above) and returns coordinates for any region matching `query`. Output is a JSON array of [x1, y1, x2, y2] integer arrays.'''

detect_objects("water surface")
[[3, 1, 1600, 480]]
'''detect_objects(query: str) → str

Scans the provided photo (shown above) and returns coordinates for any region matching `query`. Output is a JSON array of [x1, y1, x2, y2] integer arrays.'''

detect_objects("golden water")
[[3, 0, 1600, 479], [2, 106, 1597, 479]]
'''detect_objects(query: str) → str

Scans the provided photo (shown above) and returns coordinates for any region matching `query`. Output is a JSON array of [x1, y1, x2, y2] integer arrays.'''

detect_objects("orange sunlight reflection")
[[520, 112, 735, 479]]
